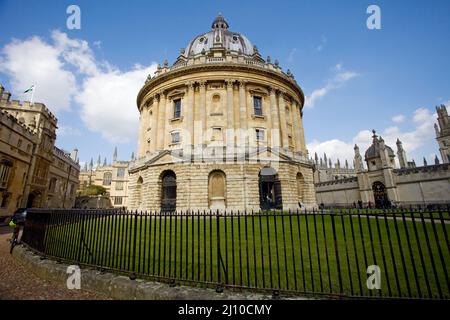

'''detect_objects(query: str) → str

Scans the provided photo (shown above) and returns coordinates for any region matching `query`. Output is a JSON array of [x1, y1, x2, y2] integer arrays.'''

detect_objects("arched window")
[[296, 172, 305, 203], [208, 170, 226, 210], [103, 172, 112, 185], [161, 171, 176, 212]]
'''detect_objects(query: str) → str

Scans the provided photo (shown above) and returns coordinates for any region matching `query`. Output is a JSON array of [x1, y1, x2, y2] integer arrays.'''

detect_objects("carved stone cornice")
[[185, 81, 195, 90], [137, 63, 305, 108], [198, 80, 207, 88], [225, 79, 235, 88]]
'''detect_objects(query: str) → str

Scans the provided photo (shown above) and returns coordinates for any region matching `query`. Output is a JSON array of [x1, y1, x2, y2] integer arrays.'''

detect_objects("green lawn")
[[38, 211, 449, 299]]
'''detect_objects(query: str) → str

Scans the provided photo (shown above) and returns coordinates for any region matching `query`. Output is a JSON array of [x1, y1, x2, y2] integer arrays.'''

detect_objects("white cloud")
[[0, 31, 157, 144], [392, 114, 405, 123], [304, 65, 358, 109], [0, 35, 77, 112], [76, 63, 157, 143], [307, 108, 437, 166], [57, 125, 81, 137]]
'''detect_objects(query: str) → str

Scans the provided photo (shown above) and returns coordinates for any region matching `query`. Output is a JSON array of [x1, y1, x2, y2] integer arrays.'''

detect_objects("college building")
[[0, 84, 80, 222]]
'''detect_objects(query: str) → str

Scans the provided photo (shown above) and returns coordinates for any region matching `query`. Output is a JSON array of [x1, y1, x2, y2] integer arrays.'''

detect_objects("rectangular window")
[[212, 127, 223, 141], [117, 168, 125, 178], [173, 99, 181, 118], [115, 181, 124, 190], [114, 197, 123, 205], [171, 131, 180, 144], [256, 129, 265, 142], [0, 163, 12, 189], [253, 96, 263, 116]]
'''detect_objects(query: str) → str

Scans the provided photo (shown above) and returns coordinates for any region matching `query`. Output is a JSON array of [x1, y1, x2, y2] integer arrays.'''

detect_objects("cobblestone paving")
[[0, 226, 107, 300]]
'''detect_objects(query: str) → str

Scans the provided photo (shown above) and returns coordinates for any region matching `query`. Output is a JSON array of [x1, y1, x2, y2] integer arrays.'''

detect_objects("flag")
[[23, 85, 34, 93]]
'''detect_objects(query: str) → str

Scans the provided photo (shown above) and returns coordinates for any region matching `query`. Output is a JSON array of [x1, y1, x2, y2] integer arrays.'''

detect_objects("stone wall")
[[128, 160, 316, 212]]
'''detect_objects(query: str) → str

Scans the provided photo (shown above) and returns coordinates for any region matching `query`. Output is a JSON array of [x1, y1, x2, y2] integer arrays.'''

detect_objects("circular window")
[[233, 35, 238, 42], [199, 37, 205, 43]]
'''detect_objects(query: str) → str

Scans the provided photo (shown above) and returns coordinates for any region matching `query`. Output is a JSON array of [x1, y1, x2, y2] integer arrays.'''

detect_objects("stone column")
[[184, 81, 194, 148], [278, 90, 289, 149], [150, 94, 159, 153], [292, 100, 302, 152], [297, 104, 306, 153], [269, 88, 280, 148], [225, 79, 234, 148], [199, 80, 207, 146], [157, 91, 166, 151], [239, 80, 247, 131], [265, 90, 272, 146], [164, 93, 172, 149]]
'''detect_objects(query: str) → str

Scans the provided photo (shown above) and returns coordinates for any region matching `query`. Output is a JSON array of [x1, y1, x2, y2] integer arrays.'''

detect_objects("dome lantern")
[[211, 13, 229, 30]]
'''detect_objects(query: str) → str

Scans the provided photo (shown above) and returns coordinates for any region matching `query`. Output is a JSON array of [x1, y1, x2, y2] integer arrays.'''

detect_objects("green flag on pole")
[[23, 85, 35, 93]]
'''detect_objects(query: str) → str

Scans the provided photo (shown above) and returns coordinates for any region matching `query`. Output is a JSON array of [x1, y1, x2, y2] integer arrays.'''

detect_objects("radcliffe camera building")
[[127, 15, 317, 212], [0, 84, 80, 222]]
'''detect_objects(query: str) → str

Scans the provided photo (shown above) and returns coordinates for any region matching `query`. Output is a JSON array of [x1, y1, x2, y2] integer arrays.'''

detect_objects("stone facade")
[[77, 148, 131, 208], [315, 126, 450, 207], [128, 15, 317, 212], [435, 104, 450, 163], [0, 84, 80, 221], [312, 152, 356, 183]]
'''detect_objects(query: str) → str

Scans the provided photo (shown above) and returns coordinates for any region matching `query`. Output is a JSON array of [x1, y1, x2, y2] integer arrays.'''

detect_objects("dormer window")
[[173, 99, 181, 118], [253, 96, 262, 116]]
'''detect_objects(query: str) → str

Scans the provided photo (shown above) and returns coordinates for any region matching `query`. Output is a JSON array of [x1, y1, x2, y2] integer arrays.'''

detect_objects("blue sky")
[[0, 0, 449, 167]]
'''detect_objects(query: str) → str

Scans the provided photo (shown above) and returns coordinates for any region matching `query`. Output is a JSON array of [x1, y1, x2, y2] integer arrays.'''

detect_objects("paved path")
[[0, 226, 107, 300]]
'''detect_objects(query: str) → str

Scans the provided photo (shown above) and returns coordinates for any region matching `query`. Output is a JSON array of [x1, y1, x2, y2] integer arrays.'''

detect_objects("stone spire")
[[314, 152, 318, 165], [423, 157, 428, 166], [103, 157, 107, 167], [113, 146, 117, 162], [83, 162, 88, 171], [328, 158, 332, 168], [345, 159, 349, 169], [354, 144, 364, 172], [89, 158, 93, 171], [97, 155, 101, 168], [435, 154, 440, 165], [396, 138, 408, 169], [131, 151, 135, 161], [323, 153, 328, 168]]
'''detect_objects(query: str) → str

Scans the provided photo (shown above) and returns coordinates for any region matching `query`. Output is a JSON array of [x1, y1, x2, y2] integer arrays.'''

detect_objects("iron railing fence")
[[21, 207, 450, 299]]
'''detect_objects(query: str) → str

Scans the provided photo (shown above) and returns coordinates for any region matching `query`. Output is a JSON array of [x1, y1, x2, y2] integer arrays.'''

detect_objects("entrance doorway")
[[372, 181, 389, 208], [259, 167, 282, 210], [161, 171, 176, 212], [26, 191, 41, 208]]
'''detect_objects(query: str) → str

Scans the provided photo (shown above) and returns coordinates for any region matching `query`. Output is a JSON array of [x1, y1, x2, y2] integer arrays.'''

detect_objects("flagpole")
[[30, 85, 35, 106]]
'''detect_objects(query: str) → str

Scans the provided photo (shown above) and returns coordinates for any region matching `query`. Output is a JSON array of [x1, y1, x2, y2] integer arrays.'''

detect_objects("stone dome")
[[365, 130, 395, 160], [185, 14, 255, 57]]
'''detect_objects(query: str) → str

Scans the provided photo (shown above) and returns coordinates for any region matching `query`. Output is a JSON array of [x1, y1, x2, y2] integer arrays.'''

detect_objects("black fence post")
[[130, 211, 138, 280], [216, 210, 223, 293]]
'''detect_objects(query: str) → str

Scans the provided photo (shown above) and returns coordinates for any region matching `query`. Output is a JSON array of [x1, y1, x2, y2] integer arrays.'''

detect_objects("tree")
[[78, 185, 107, 196]]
